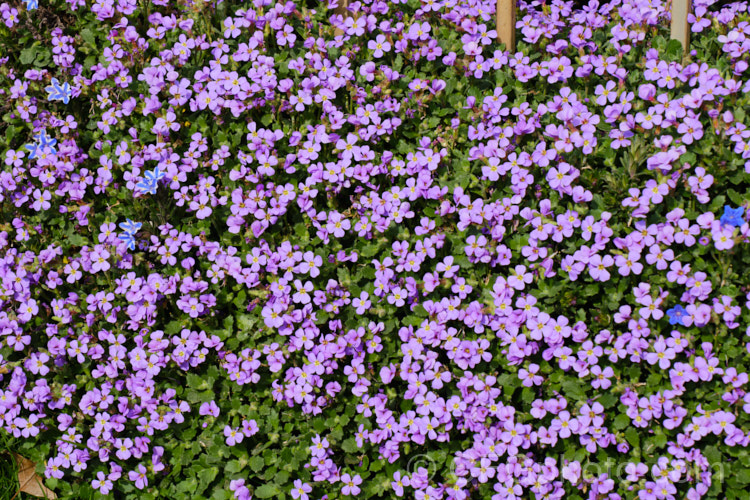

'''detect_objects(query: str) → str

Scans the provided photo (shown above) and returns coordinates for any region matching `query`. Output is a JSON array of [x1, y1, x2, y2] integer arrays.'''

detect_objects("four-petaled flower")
[[291, 479, 312, 500], [127, 464, 148, 490], [341, 473, 362, 496], [368, 34, 391, 58]]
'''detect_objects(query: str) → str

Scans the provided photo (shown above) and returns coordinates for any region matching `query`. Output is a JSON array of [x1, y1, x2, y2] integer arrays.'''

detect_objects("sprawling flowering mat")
[[1, 0, 750, 498]]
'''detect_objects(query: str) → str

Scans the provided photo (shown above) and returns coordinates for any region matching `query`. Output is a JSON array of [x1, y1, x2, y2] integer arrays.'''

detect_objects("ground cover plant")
[[1, 0, 750, 498]]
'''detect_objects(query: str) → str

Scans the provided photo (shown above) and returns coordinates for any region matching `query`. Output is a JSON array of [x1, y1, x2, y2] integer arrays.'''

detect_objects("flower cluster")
[[1, 0, 750, 499]]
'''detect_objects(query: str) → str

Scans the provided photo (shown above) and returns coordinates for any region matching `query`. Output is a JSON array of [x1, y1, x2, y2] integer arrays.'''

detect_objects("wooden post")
[[496, 0, 516, 52], [670, 0, 691, 49], [334, 0, 349, 37]]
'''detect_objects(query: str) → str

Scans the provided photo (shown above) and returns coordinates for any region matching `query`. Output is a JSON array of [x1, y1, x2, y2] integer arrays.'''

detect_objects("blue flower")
[[136, 167, 166, 195], [666, 305, 688, 326], [23, 0, 39, 10], [148, 166, 166, 182], [118, 219, 142, 235], [45, 78, 72, 104], [24, 130, 58, 160], [34, 129, 57, 149], [136, 178, 158, 196], [24, 142, 39, 160], [118, 232, 136, 251], [118, 219, 142, 251], [720, 205, 745, 228]]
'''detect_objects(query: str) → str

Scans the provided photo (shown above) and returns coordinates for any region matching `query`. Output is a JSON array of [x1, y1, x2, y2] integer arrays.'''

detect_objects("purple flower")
[[518, 363, 543, 387], [590, 365, 613, 389], [588, 254, 613, 281], [359, 61, 376, 82], [223, 425, 243, 446], [128, 464, 148, 490], [353, 291, 371, 314], [407, 22, 431, 41], [368, 35, 391, 58], [90, 247, 111, 273], [92, 471, 113, 494], [341, 473, 362, 496], [199, 401, 220, 417], [644, 337, 676, 369], [291, 479, 312, 500], [391, 471, 410, 496]]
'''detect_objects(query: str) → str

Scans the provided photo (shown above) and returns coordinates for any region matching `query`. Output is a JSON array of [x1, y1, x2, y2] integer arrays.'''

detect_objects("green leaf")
[[652, 433, 667, 449], [198, 467, 219, 490], [424, 116, 440, 128], [67, 232, 87, 247], [520, 387, 535, 404], [704, 445, 721, 465], [709, 195, 726, 212], [337, 267, 351, 285], [597, 393, 618, 409], [233, 289, 247, 309], [312, 418, 327, 433], [736, 468, 750, 485], [329, 425, 343, 442], [341, 438, 360, 453], [360, 243, 381, 257], [20, 47, 37, 65], [211, 489, 233, 500], [624, 428, 640, 449], [81, 28, 97, 47], [727, 189, 745, 206], [613, 413, 630, 430], [393, 54, 403, 71], [294, 223, 308, 241], [225, 460, 244, 474], [6, 125, 16, 144], [249, 456, 265, 473], [411, 304, 428, 317], [403, 315, 423, 326], [165, 320, 183, 335], [665, 38, 684, 61], [33, 48, 52, 68], [236, 313, 256, 332], [187, 373, 209, 390], [561, 379, 586, 400], [254, 484, 279, 498]]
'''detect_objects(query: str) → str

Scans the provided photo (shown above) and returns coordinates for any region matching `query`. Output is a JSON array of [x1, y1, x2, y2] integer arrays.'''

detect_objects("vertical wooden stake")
[[496, 0, 516, 52], [334, 0, 349, 37], [670, 0, 691, 49]]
